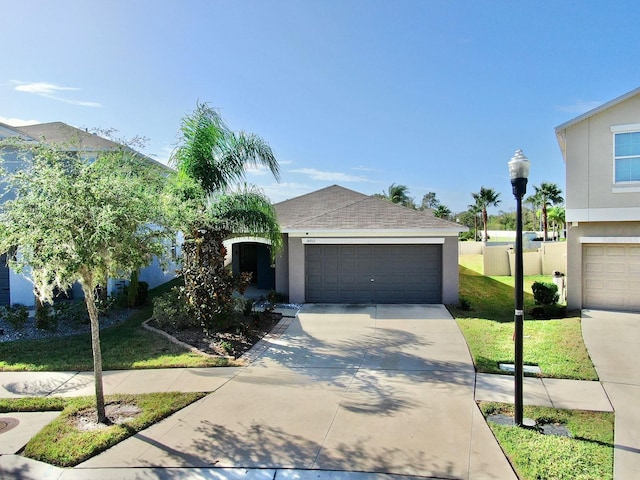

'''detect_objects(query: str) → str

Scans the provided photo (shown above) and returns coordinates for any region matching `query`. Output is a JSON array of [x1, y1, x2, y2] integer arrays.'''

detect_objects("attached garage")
[[305, 244, 442, 304], [583, 244, 640, 312], [273, 185, 466, 305]]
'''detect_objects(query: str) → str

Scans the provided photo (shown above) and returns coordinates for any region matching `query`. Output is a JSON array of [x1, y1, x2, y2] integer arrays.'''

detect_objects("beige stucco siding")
[[442, 236, 460, 304], [564, 95, 640, 220]]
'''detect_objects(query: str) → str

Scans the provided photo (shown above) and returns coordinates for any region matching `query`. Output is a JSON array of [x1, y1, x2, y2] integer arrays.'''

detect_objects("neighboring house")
[[0, 121, 177, 307], [555, 87, 640, 312], [228, 185, 466, 304]]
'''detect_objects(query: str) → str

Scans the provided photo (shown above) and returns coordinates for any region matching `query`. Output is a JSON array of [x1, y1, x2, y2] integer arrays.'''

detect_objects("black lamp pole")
[[509, 149, 530, 427]]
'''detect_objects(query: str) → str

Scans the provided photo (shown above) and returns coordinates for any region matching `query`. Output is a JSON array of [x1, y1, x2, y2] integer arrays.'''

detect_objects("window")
[[614, 131, 640, 183]]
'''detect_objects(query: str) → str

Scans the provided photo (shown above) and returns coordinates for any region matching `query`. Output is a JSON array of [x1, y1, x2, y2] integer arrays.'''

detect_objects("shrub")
[[459, 297, 472, 311], [152, 289, 195, 331], [127, 270, 139, 307], [531, 281, 559, 306], [52, 301, 88, 326], [458, 231, 476, 241], [35, 305, 58, 331], [242, 298, 254, 316], [267, 290, 288, 304], [0, 304, 30, 329], [136, 281, 149, 306]]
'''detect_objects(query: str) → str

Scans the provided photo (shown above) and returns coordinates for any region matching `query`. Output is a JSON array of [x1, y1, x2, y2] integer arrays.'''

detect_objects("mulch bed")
[[147, 311, 282, 358]]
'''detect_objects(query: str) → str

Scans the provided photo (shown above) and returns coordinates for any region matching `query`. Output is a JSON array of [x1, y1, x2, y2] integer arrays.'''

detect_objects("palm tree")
[[380, 183, 414, 208], [546, 205, 565, 241], [169, 103, 282, 328], [472, 187, 501, 242], [433, 204, 451, 219], [526, 182, 564, 241]]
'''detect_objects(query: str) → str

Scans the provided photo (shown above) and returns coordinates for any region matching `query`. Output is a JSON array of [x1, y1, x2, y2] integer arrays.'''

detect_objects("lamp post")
[[509, 149, 530, 427]]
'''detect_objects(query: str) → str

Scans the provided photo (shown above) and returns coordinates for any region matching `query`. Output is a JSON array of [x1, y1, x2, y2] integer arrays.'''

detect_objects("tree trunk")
[[80, 275, 107, 424], [482, 208, 488, 242], [542, 204, 548, 242], [474, 214, 478, 241]]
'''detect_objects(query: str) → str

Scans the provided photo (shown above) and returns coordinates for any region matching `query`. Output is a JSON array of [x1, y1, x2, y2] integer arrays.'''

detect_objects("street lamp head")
[[508, 149, 530, 181], [509, 149, 529, 198]]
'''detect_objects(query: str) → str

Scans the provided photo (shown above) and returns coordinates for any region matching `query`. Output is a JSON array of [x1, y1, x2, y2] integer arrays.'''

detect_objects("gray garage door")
[[305, 244, 442, 304], [0, 254, 9, 306]]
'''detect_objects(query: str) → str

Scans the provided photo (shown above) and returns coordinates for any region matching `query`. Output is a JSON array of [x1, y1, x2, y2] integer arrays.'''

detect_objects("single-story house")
[[229, 185, 467, 304]]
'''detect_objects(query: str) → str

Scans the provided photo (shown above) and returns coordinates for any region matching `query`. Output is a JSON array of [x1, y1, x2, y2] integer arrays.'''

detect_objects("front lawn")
[[0, 279, 230, 371], [479, 402, 614, 480], [1, 393, 205, 467], [451, 258, 597, 380]]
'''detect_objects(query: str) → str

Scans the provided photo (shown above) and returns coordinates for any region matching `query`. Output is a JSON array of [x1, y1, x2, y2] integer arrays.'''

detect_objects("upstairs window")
[[614, 131, 640, 183]]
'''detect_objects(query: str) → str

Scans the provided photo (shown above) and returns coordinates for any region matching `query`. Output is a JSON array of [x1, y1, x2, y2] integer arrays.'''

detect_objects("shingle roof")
[[16, 122, 121, 150], [13, 122, 169, 170], [274, 185, 466, 232]]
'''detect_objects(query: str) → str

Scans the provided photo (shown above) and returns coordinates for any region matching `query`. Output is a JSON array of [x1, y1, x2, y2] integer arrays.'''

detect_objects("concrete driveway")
[[78, 304, 515, 479], [581, 309, 640, 479]]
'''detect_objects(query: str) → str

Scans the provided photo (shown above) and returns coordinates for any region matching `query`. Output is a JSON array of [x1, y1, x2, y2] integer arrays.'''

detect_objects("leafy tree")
[[526, 182, 564, 241], [0, 141, 168, 424], [488, 210, 516, 231], [378, 183, 415, 208], [167, 103, 282, 330], [472, 187, 501, 242], [420, 191, 440, 210]]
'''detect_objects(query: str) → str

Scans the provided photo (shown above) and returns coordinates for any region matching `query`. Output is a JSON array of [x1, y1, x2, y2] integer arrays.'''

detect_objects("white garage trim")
[[580, 236, 640, 243], [302, 237, 445, 245]]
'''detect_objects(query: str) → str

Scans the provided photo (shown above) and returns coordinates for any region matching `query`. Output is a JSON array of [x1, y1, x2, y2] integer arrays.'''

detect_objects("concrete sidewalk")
[[0, 305, 631, 479]]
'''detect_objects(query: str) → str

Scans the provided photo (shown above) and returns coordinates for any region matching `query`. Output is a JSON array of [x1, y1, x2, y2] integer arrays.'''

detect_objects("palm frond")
[[206, 187, 282, 255], [170, 103, 279, 194]]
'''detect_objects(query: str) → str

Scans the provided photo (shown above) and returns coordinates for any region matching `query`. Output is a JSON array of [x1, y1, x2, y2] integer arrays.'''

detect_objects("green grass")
[[479, 402, 614, 480], [0, 396, 68, 412], [15, 392, 205, 467], [456, 317, 597, 379], [0, 279, 230, 371], [451, 258, 597, 380]]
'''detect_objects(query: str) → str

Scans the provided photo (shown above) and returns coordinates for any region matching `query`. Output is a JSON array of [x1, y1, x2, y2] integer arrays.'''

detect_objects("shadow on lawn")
[[451, 266, 536, 323]]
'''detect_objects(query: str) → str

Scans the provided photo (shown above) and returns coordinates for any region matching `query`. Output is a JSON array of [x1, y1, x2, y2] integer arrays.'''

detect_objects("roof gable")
[[16, 122, 126, 151], [555, 87, 640, 161], [275, 185, 369, 229], [555, 87, 640, 133], [13, 122, 170, 171], [275, 185, 465, 232]]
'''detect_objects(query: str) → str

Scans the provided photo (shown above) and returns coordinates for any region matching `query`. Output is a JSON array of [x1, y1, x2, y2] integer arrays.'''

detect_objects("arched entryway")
[[226, 238, 275, 291]]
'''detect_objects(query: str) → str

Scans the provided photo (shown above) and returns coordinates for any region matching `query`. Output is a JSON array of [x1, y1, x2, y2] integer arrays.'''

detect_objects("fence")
[[461, 241, 567, 277]]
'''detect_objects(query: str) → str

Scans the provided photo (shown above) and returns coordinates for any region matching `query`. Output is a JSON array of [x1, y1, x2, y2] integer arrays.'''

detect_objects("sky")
[[2, 0, 640, 214]]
